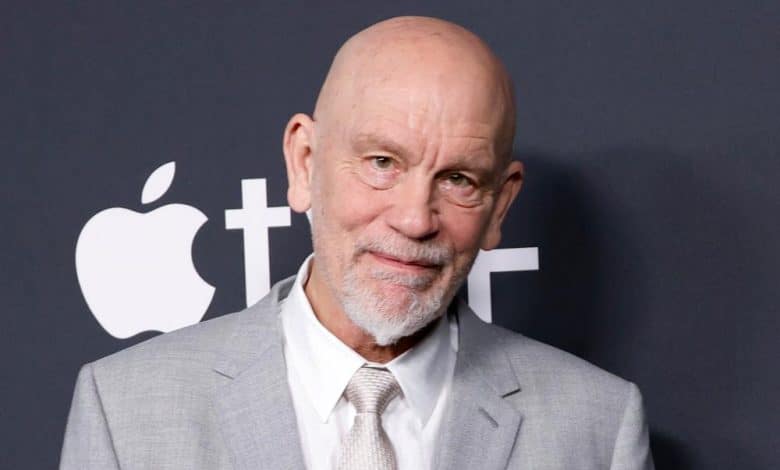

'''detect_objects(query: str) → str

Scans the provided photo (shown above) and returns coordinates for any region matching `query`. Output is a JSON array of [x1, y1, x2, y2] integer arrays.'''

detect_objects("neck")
[[304, 260, 433, 363]]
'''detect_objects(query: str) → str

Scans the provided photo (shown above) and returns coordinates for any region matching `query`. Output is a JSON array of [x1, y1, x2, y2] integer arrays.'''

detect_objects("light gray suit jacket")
[[61, 276, 654, 469]]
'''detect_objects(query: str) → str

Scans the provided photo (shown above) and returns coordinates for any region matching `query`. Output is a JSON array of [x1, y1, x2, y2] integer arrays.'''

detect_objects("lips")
[[368, 251, 440, 270]]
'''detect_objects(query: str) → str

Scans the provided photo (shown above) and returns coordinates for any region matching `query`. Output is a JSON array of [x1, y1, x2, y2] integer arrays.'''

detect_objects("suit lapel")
[[208, 279, 524, 469], [435, 302, 524, 470], [212, 278, 306, 470], [214, 343, 305, 470]]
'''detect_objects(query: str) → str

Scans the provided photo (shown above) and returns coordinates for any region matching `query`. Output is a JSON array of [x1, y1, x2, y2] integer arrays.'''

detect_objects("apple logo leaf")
[[142, 161, 176, 205]]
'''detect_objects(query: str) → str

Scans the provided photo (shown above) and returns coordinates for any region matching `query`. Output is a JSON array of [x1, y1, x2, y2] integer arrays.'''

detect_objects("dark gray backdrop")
[[2, 1, 778, 468]]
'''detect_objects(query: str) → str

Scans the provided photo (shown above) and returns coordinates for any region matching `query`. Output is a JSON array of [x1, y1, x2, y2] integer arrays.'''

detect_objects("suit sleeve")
[[609, 382, 655, 470], [59, 364, 121, 470]]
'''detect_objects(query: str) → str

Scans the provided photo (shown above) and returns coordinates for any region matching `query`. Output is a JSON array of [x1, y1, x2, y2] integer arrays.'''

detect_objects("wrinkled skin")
[[283, 16, 524, 362]]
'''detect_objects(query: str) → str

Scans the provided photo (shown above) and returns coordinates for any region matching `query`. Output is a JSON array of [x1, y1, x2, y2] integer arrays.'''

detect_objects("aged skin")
[[283, 16, 524, 362]]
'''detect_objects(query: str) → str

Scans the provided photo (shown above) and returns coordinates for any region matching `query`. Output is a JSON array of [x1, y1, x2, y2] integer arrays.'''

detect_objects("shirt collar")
[[280, 254, 456, 427]]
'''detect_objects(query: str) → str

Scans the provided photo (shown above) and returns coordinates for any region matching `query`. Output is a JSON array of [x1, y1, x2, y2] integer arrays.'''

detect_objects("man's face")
[[289, 46, 521, 345]]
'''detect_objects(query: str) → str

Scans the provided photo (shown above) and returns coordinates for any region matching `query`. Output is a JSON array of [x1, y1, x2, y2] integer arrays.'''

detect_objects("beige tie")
[[336, 365, 401, 470]]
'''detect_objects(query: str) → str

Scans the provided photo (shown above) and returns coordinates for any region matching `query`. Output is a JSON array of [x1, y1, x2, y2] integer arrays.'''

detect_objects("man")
[[61, 16, 654, 470]]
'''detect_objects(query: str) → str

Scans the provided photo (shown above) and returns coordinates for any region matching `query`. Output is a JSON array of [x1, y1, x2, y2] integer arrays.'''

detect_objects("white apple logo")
[[75, 162, 215, 339]]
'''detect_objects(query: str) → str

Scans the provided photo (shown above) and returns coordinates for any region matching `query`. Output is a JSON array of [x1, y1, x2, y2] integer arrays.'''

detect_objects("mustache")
[[355, 235, 453, 266]]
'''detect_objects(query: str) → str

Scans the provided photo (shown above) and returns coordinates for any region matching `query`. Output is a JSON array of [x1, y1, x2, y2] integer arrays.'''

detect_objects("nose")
[[385, 179, 439, 240]]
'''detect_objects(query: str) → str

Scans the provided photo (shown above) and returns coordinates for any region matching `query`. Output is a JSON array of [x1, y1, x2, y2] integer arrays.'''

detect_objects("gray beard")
[[309, 206, 476, 345], [339, 265, 448, 346]]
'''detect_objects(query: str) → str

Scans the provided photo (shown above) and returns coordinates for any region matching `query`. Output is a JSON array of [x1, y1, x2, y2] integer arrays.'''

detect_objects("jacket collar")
[[211, 276, 295, 378], [211, 278, 523, 470], [212, 276, 305, 470], [433, 299, 524, 470]]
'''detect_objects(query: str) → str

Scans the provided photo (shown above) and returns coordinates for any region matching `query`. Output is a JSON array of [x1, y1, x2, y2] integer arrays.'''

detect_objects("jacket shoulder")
[[515, 331, 627, 389], [90, 276, 295, 377], [476, 321, 651, 467], [467, 317, 639, 435], [460, 311, 630, 394], [88, 299, 283, 398], [93, 308, 245, 372]]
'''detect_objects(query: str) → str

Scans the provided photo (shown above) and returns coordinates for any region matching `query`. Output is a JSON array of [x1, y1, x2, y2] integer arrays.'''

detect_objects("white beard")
[[331, 235, 476, 346], [309, 197, 475, 346], [338, 264, 447, 346]]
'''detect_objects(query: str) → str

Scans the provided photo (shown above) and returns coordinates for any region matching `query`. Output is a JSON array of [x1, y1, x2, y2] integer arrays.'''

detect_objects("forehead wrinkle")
[[352, 89, 495, 142], [351, 111, 495, 161]]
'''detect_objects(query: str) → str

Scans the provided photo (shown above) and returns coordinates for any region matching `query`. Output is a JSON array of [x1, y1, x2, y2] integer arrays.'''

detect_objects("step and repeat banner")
[[2, 2, 777, 469]]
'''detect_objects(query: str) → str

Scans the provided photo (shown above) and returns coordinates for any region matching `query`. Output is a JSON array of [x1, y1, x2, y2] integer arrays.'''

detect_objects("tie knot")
[[344, 366, 400, 415]]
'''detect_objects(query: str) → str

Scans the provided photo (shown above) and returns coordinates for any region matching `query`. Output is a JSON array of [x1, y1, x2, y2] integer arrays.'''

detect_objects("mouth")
[[367, 251, 441, 272]]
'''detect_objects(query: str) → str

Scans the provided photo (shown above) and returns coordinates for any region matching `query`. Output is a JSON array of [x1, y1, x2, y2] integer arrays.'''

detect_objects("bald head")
[[313, 16, 516, 163]]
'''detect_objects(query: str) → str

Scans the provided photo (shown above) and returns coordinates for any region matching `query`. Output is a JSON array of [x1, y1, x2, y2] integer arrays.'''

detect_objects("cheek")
[[439, 207, 491, 252], [316, 165, 386, 232]]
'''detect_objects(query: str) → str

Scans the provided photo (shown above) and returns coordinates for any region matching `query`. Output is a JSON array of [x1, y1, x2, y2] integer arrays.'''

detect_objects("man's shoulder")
[[469, 316, 634, 397], [89, 277, 294, 378], [458, 314, 651, 467], [93, 309, 241, 370], [87, 303, 283, 395]]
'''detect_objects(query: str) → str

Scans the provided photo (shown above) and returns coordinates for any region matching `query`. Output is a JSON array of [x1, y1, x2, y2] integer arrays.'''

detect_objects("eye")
[[439, 171, 482, 207], [370, 156, 394, 170], [446, 172, 473, 187], [358, 155, 400, 190]]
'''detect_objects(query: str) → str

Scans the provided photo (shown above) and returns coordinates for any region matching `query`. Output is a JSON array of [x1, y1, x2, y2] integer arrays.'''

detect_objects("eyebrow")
[[351, 131, 498, 180], [351, 132, 413, 157]]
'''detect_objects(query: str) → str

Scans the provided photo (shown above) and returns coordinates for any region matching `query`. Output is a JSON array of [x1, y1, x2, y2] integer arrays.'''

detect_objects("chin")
[[339, 277, 447, 346], [348, 308, 442, 346]]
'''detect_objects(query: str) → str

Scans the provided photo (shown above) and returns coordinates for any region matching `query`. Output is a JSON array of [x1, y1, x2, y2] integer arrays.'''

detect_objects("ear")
[[283, 113, 316, 213], [481, 160, 524, 250]]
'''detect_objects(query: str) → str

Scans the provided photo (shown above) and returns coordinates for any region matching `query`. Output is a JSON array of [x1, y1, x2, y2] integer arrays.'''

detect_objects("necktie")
[[336, 365, 401, 470]]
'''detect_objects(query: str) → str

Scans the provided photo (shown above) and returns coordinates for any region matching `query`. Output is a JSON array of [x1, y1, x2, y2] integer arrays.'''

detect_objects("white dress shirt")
[[279, 255, 458, 470]]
